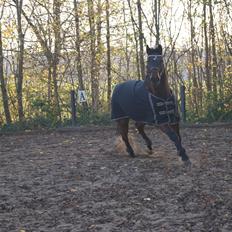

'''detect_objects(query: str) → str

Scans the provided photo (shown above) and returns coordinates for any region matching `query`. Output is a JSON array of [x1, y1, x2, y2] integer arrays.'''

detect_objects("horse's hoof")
[[128, 152, 136, 158], [130, 154, 136, 158], [126, 147, 135, 158], [183, 159, 192, 169], [147, 149, 153, 155], [148, 144, 152, 150]]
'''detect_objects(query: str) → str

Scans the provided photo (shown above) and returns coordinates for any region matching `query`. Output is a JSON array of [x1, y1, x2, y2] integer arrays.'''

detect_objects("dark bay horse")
[[111, 44, 191, 167]]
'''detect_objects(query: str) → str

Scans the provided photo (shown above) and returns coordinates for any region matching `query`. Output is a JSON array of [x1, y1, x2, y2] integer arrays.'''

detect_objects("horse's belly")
[[111, 80, 152, 122], [111, 80, 179, 125]]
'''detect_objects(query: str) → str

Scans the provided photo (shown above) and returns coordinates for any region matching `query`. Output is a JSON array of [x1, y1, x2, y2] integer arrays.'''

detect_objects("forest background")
[[0, 0, 231, 130]]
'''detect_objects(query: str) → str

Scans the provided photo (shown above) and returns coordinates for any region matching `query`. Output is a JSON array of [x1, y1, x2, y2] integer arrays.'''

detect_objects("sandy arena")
[[0, 126, 232, 232]]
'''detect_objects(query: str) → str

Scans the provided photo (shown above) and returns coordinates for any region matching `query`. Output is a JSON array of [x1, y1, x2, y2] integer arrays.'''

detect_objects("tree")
[[74, 0, 85, 92], [21, 0, 66, 120], [105, 0, 111, 109], [137, 0, 145, 79], [153, 0, 161, 45], [127, 0, 141, 79], [209, 0, 218, 101], [52, 0, 62, 120], [0, 1, 11, 124], [203, 1, 211, 93], [188, 0, 199, 115], [14, 0, 25, 121], [87, 0, 99, 111]]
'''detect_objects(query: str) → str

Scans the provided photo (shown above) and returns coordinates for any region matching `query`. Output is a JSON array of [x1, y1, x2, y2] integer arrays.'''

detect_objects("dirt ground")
[[0, 125, 232, 232]]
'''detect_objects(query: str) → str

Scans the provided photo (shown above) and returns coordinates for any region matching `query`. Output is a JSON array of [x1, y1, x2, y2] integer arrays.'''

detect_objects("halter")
[[147, 55, 163, 58], [146, 55, 164, 81]]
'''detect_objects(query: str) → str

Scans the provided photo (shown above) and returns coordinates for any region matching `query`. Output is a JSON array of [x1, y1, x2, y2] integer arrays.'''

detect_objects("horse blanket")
[[111, 80, 179, 125]]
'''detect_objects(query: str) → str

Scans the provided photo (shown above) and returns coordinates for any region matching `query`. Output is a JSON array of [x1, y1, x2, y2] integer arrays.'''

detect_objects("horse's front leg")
[[117, 118, 135, 157], [159, 124, 191, 167], [135, 122, 152, 153]]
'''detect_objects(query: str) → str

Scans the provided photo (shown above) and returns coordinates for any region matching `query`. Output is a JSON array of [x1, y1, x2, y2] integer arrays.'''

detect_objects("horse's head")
[[146, 44, 164, 88]]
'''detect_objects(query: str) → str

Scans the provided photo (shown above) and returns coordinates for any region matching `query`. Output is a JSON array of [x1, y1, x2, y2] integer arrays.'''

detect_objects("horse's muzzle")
[[150, 69, 161, 85]]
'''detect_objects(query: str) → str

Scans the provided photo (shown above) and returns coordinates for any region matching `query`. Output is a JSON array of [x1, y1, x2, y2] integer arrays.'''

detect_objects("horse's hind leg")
[[135, 122, 152, 152], [160, 124, 191, 167], [116, 118, 135, 157]]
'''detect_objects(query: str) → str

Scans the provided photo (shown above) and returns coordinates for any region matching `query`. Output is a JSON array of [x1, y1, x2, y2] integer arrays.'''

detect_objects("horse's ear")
[[157, 44, 163, 54], [146, 45, 151, 54]]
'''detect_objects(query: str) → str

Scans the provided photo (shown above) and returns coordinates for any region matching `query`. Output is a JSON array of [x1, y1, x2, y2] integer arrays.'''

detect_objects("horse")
[[111, 44, 191, 167]]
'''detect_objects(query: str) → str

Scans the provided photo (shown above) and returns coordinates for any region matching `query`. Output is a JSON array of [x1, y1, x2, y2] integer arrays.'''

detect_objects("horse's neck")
[[155, 81, 170, 98], [147, 72, 171, 98]]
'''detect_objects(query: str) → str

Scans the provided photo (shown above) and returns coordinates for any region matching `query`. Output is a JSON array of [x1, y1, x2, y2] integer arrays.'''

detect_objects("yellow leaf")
[[63, 140, 72, 144], [70, 188, 77, 192]]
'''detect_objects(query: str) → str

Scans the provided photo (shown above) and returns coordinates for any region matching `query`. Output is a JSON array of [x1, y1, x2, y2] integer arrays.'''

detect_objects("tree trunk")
[[52, 0, 62, 120], [15, 0, 24, 121], [209, 0, 218, 101], [123, 2, 130, 79], [87, 0, 99, 112], [154, 0, 160, 45], [188, 0, 199, 115], [47, 14, 52, 104], [203, 2, 212, 93], [74, 0, 85, 91], [48, 60, 52, 103], [217, 42, 224, 101], [127, 0, 140, 79], [197, 48, 203, 114], [172, 48, 179, 97], [137, 0, 145, 79], [96, 0, 102, 108], [106, 0, 111, 109], [0, 23, 12, 124], [73, 0, 88, 110]]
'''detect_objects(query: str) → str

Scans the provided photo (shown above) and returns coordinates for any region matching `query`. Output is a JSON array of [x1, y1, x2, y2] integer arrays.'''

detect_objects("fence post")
[[70, 90, 77, 126], [180, 85, 186, 123]]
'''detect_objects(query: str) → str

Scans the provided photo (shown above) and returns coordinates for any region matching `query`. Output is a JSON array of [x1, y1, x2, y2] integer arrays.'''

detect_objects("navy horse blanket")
[[111, 80, 179, 125]]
